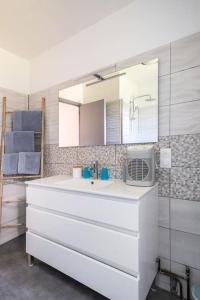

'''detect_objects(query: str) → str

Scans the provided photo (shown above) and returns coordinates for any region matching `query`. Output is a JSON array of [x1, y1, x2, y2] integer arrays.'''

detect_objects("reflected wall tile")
[[159, 106, 169, 137], [171, 230, 200, 269], [159, 75, 170, 107], [171, 198, 200, 235], [158, 197, 169, 228], [171, 134, 200, 167], [171, 167, 200, 201], [171, 66, 200, 104], [171, 100, 200, 135], [171, 32, 200, 73]]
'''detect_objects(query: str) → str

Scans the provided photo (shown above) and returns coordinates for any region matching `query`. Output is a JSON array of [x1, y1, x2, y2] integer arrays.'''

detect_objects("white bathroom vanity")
[[26, 176, 158, 300]]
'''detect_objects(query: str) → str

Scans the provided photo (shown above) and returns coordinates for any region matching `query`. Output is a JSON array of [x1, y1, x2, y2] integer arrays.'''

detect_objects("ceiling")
[[0, 0, 134, 59]]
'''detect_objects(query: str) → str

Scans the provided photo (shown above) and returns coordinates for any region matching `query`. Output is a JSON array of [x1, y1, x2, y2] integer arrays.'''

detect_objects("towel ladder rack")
[[0, 96, 45, 231]]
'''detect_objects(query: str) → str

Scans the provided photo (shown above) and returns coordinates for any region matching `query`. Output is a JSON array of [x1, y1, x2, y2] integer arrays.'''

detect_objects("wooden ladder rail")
[[0, 97, 45, 230], [0, 97, 6, 229]]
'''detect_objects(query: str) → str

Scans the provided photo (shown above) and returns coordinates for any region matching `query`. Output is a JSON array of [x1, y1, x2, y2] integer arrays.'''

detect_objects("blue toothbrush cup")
[[101, 167, 109, 180], [82, 167, 91, 179]]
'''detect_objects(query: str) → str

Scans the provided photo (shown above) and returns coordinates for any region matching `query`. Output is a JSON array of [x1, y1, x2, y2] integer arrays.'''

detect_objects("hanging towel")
[[3, 153, 19, 175], [13, 111, 42, 132], [18, 152, 40, 175], [5, 131, 34, 153]]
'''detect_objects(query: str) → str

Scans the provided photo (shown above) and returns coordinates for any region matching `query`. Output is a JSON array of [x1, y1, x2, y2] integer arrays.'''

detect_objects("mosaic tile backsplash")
[[30, 32, 200, 297]]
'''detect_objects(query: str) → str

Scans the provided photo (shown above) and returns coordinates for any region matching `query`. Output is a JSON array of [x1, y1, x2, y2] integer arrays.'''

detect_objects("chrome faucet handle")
[[91, 160, 99, 179]]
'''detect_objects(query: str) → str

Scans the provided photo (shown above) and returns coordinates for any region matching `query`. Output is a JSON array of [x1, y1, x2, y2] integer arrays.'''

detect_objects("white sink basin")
[[55, 178, 113, 190]]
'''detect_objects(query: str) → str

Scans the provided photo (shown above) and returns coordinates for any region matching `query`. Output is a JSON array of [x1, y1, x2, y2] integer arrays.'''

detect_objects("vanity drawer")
[[26, 232, 139, 300], [26, 187, 139, 232], [27, 206, 139, 275]]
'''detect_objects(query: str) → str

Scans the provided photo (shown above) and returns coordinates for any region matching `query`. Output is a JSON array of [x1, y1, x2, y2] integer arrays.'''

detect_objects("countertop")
[[26, 175, 157, 201]]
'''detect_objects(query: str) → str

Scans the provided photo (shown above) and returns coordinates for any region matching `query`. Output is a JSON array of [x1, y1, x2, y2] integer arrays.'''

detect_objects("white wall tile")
[[171, 100, 200, 135], [158, 227, 170, 260], [159, 197, 169, 228], [171, 198, 200, 235], [159, 75, 170, 107], [171, 32, 200, 73], [171, 66, 200, 104], [171, 230, 200, 269], [159, 106, 169, 136]]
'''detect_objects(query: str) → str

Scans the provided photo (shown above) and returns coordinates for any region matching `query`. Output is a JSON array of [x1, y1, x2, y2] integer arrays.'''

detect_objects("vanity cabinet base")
[[26, 232, 139, 300], [26, 178, 158, 300]]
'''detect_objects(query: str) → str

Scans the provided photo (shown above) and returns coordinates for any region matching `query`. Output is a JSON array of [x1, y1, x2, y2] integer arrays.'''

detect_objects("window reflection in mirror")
[[58, 58, 158, 147]]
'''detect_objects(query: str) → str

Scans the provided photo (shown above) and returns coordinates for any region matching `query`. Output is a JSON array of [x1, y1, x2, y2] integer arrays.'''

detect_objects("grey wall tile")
[[171, 134, 200, 167], [158, 136, 170, 148], [158, 168, 170, 197], [171, 100, 200, 135], [94, 145, 116, 166], [115, 165, 123, 180], [171, 167, 200, 201], [171, 32, 200, 73], [158, 227, 170, 260], [159, 75, 170, 107], [115, 144, 127, 166], [45, 144, 77, 165], [78, 146, 112, 167], [159, 106, 170, 136], [77, 146, 97, 165], [158, 197, 169, 228], [171, 230, 200, 269], [44, 163, 73, 177], [171, 198, 200, 235], [171, 66, 200, 104]]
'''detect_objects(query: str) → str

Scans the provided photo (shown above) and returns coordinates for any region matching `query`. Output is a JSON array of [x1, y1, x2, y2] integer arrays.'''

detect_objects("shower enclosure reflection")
[[58, 59, 158, 147]]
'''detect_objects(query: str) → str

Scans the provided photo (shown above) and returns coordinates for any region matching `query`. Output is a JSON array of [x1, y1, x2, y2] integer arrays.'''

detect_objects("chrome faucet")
[[91, 160, 99, 179]]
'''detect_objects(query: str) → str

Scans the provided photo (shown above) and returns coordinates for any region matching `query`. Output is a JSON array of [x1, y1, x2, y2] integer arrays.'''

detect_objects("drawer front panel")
[[26, 232, 139, 300], [26, 187, 139, 232], [27, 207, 139, 274]]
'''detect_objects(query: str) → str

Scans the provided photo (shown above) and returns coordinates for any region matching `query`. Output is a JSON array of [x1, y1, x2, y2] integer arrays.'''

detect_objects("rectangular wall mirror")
[[59, 58, 158, 147]]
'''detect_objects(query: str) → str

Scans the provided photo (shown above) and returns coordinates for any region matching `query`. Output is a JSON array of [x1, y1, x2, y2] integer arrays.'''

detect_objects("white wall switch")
[[160, 148, 171, 168]]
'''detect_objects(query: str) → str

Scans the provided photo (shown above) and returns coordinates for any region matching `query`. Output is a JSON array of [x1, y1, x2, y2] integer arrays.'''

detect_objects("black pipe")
[[186, 266, 191, 300]]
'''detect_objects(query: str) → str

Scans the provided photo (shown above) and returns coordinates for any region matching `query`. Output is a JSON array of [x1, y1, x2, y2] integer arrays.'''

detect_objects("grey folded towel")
[[13, 111, 42, 132], [18, 152, 41, 175], [5, 131, 34, 153], [3, 153, 19, 175]]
